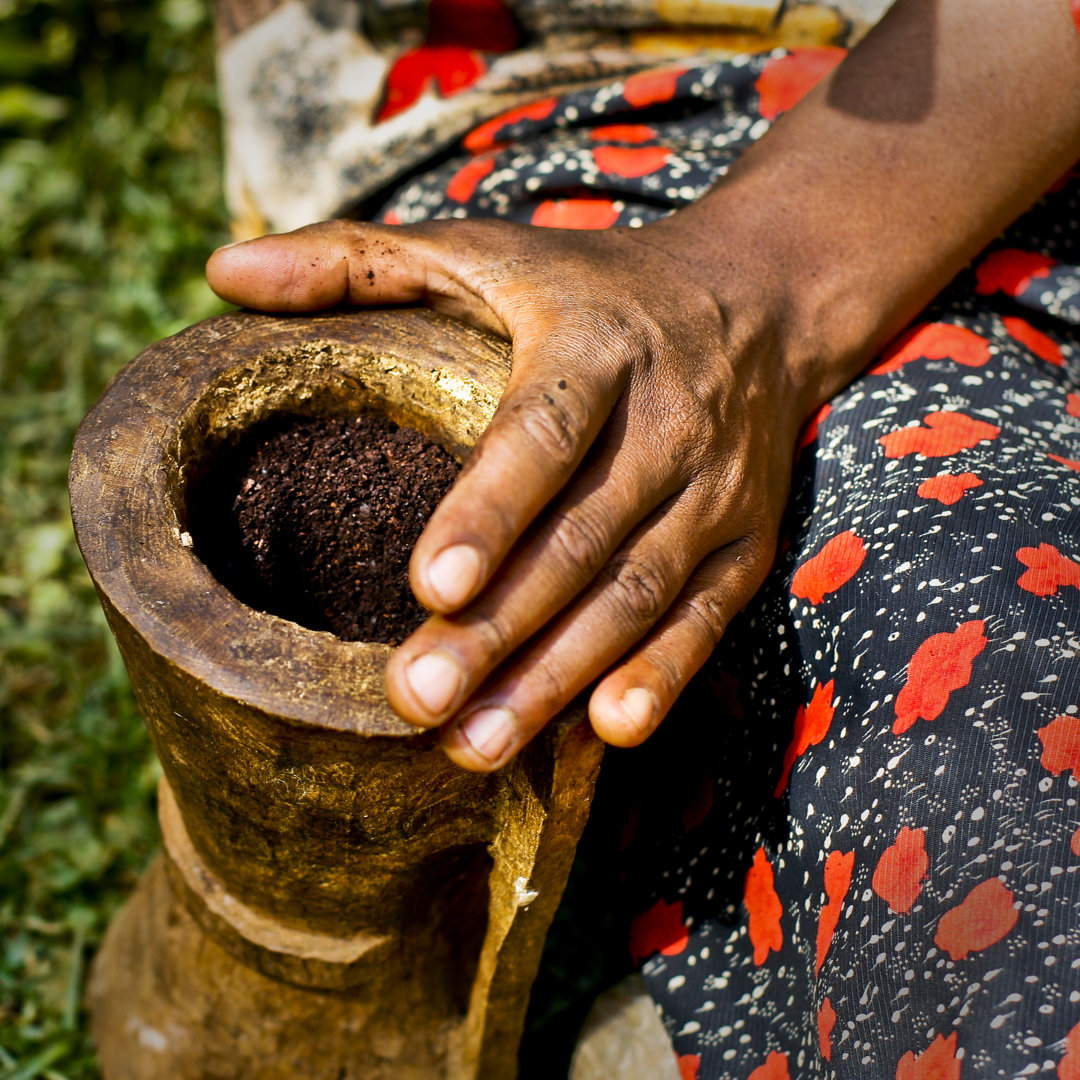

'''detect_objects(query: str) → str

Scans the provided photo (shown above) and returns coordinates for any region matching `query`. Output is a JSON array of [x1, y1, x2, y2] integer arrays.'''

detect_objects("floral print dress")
[[216, 3, 1080, 1075]]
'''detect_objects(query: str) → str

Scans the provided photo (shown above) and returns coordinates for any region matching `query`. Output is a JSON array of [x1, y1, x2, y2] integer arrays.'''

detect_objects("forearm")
[[653, 0, 1080, 415]]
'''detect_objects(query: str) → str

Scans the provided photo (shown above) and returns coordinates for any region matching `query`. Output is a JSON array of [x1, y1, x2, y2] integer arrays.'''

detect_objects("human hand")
[[207, 217, 819, 771], [210, 0, 1080, 773]]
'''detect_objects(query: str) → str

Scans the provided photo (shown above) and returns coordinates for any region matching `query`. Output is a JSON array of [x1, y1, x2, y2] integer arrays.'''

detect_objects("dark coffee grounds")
[[191, 412, 460, 645]]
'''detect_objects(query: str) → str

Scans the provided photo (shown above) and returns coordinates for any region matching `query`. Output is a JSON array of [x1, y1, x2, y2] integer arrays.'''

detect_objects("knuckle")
[[586, 308, 653, 366], [601, 554, 671, 626], [460, 606, 512, 663], [481, 613, 512, 658], [510, 384, 590, 466], [276, 257, 305, 303], [549, 509, 610, 578], [475, 493, 518, 550], [530, 661, 571, 717], [660, 400, 713, 470], [679, 591, 730, 649], [452, 453, 518, 537], [329, 218, 364, 239], [705, 443, 752, 494], [730, 529, 775, 585], [647, 650, 686, 698]]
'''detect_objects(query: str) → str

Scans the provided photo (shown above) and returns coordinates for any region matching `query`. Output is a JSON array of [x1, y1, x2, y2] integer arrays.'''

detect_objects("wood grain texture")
[[71, 309, 603, 1079]]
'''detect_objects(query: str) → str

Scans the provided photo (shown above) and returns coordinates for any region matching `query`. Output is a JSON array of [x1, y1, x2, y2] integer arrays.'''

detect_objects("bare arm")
[[207, 0, 1080, 771], [661, 0, 1080, 405]]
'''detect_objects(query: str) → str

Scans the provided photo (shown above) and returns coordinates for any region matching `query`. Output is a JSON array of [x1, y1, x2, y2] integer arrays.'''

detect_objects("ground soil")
[[191, 412, 460, 645]]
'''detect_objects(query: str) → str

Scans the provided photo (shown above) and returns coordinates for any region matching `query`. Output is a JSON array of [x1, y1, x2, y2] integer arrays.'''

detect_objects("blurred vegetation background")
[[0, 0, 227, 1074]]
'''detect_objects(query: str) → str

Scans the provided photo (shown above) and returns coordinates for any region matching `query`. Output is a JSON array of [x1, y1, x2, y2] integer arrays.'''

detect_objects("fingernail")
[[405, 651, 464, 717], [620, 687, 658, 736], [457, 706, 516, 764], [425, 544, 482, 608]]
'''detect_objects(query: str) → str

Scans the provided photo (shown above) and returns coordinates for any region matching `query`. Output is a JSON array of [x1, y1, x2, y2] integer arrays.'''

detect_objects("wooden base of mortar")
[[88, 710, 602, 1080], [88, 854, 463, 1080]]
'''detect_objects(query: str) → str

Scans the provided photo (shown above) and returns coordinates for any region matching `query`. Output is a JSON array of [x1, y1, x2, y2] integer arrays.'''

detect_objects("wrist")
[[642, 186, 879, 423]]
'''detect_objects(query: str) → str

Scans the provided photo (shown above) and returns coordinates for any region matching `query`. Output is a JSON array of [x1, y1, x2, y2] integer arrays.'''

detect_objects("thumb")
[[206, 219, 468, 313]]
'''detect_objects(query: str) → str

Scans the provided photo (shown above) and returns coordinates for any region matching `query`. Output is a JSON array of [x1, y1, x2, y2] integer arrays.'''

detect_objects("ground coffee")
[[193, 411, 460, 645]]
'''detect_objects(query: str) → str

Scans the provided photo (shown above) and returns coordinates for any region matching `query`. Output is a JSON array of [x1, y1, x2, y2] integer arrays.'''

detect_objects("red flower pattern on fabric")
[[755, 47, 846, 120], [379, 47, 486, 122], [1016, 543, 1080, 596], [592, 145, 671, 178], [817, 998, 837, 1062], [871, 322, 991, 374], [377, 0, 518, 122], [775, 680, 836, 797], [676, 1054, 700, 1080], [1061, 1021, 1080, 1080], [531, 198, 620, 229], [745, 846, 783, 965], [893, 620, 987, 735], [974, 248, 1056, 297], [895, 1032, 962, 1080], [878, 412, 1000, 459], [1003, 314, 1064, 365], [464, 97, 557, 153], [916, 472, 982, 505], [1049, 454, 1080, 472], [790, 530, 867, 605], [934, 878, 1018, 961], [629, 898, 688, 963], [1037, 715, 1080, 779], [622, 67, 686, 108], [590, 123, 657, 143], [815, 850, 854, 975], [748, 1050, 790, 1080], [872, 827, 930, 913], [446, 154, 496, 202]]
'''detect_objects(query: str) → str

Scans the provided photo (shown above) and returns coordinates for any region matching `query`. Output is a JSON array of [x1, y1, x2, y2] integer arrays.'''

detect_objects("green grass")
[[0, 0, 227, 1074]]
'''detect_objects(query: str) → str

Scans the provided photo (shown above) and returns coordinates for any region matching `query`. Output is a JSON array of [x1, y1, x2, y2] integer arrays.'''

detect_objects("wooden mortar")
[[69, 309, 603, 1080]]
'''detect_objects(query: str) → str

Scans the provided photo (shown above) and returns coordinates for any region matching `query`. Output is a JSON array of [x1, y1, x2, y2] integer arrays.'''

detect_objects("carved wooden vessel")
[[69, 309, 602, 1080]]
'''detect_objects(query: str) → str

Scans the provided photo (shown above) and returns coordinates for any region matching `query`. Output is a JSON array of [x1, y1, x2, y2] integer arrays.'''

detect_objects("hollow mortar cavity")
[[187, 410, 460, 644], [169, 339, 482, 644]]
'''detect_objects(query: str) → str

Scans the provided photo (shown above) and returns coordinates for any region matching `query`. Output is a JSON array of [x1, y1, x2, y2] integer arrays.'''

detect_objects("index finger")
[[410, 325, 626, 613]]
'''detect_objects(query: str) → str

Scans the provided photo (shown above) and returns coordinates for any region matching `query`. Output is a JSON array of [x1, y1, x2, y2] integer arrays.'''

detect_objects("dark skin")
[[208, 0, 1080, 772]]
